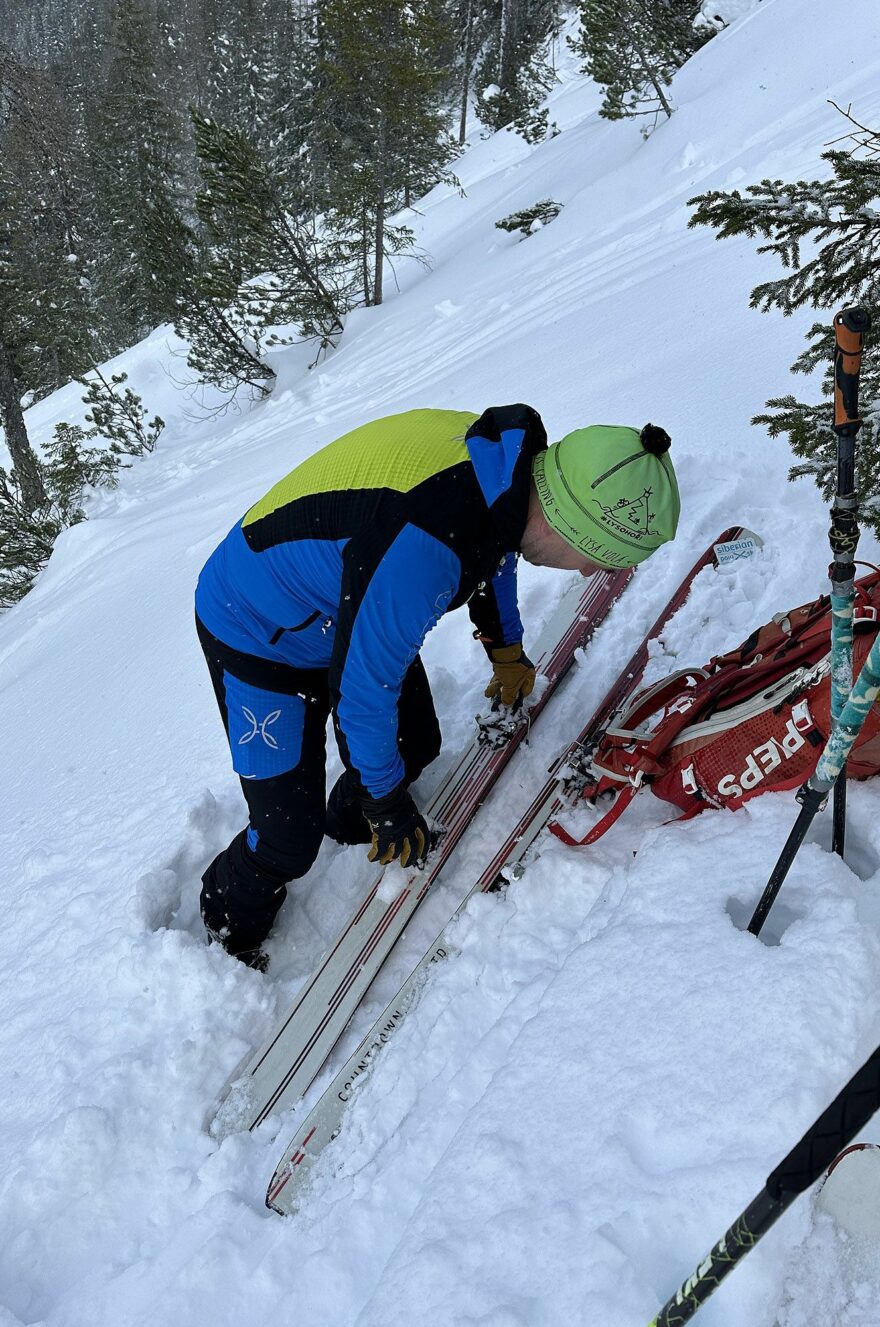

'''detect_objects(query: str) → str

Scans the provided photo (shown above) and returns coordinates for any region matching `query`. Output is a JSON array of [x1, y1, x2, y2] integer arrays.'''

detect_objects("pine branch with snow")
[[691, 129, 880, 527]]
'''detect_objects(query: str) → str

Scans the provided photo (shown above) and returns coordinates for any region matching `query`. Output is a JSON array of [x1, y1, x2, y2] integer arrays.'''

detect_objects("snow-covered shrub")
[[0, 374, 164, 609], [495, 200, 562, 239]]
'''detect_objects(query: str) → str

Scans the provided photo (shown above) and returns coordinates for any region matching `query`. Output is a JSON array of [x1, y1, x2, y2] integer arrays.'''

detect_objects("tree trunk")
[[633, 35, 673, 119], [459, 0, 473, 145], [361, 199, 371, 306], [499, 0, 518, 99], [373, 111, 387, 307], [0, 331, 46, 512]]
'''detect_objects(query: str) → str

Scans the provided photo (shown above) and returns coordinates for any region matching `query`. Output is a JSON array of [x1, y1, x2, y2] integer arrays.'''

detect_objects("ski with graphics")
[[266, 526, 757, 1215], [210, 559, 633, 1138]]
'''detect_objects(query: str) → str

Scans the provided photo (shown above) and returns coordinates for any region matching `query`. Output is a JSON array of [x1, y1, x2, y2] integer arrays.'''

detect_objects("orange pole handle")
[[833, 307, 871, 432]]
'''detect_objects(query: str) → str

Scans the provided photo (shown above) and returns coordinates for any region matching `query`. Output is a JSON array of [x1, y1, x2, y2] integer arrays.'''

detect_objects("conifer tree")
[[191, 110, 346, 357], [92, 0, 186, 345], [270, 0, 324, 193], [318, 0, 456, 305], [141, 188, 275, 399], [80, 369, 165, 461], [0, 463, 58, 608], [475, 0, 561, 144], [0, 331, 46, 514], [456, 0, 477, 144], [0, 45, 95, 396], [0, 368, 167, 611], [199, 0, 318, 190], [203, 0, 279, 141], [689, 119, 880, 526], [571, 0, 708, 125]]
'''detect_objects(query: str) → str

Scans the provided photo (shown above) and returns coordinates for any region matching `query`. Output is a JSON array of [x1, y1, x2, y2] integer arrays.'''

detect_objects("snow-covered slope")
[[3, 3, 880, 1323]]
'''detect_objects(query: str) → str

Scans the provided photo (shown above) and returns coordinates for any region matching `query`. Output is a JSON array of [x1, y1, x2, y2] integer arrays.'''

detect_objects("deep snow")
[[3, 2, 880, 1323]]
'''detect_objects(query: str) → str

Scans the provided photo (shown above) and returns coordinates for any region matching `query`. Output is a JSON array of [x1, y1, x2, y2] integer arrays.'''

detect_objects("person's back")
[[195, 407, 514, 669]]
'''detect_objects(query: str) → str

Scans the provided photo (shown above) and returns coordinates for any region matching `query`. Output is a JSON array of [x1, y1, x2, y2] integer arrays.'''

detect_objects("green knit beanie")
[[531, 423, 680, 569]]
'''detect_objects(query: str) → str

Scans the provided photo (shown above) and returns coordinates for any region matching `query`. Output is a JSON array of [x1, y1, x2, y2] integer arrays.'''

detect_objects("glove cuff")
[[359, 782, 410, 820], [489, 643, 524, 664]]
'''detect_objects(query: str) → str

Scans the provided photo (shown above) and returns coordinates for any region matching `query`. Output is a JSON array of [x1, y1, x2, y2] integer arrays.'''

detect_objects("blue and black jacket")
[[195, 404, 547, 798]]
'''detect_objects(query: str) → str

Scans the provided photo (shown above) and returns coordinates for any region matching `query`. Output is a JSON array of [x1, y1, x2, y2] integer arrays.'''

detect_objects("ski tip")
[[816, 1141, 880, 1241], [266, 1150, 300, 1212], [824, 1142, 880, 1179], [209, 1076, 262, 1140], [714, 530, 762, 566], [266, 1125, 321, 1215], [266, 1170, 292, 1215]]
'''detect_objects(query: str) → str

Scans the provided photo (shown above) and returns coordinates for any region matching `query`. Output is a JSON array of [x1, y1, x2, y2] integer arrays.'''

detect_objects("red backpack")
[[554, 570, 880, 846]]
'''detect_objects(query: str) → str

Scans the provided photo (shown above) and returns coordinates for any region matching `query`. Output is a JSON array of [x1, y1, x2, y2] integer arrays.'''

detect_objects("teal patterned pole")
[[813, 632, 880, 789], [829, 577, 855, 851], [828, 308, 871, 853], [748, 633, 880, 937], [748, 308, 871, 936], [830, 585, 855, 726]]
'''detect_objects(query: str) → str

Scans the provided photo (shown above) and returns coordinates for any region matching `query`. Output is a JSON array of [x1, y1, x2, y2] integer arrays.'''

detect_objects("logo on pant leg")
[[238, 706, 282, 749], [223, 671, 307, 780]]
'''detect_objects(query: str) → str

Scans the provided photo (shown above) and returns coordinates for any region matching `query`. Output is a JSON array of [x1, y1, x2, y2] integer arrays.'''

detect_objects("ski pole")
[[647, 1045, 880, 1327], [829, 307, 870, 857], [747, 308, 870, 936], [748, 626, 880, 936]]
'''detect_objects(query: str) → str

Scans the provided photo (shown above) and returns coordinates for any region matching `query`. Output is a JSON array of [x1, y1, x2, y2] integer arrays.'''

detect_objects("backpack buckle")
[[791, 698, 813, 732], [680, 763, 698, 796]]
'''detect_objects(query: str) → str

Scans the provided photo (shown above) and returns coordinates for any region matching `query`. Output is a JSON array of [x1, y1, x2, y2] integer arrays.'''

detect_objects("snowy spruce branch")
[[689, 113, 880, 526]]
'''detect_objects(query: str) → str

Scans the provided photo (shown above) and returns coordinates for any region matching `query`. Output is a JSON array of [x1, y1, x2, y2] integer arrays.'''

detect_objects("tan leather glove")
[[484, 643, 536, 708]]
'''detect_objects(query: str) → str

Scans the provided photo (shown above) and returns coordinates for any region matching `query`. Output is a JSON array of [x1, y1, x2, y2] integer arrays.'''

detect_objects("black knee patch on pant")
[[248, 819, 324, 882]]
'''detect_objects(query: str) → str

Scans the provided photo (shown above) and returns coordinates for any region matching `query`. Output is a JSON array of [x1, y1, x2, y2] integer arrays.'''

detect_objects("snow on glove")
[[484, 643, 536, 708], [361, 784, 430, 868]]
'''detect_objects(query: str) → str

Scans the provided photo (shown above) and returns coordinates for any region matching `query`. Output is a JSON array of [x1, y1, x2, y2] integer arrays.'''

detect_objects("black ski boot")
[[200, 830, 288, 970]]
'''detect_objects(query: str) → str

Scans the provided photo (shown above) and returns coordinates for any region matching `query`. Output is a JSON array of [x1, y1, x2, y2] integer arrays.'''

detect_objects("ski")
[[209, 562, 633, 1137], [769, 1143, 880, 1326], [266, 526, 752, 1214], [815, 1142, 880, 1240]]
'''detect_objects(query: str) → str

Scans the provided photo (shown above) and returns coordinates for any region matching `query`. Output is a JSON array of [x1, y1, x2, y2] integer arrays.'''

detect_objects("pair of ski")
[[209, 526, 748, 1215]]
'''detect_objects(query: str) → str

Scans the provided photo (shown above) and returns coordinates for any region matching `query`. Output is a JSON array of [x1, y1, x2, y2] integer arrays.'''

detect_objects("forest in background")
[[0, 0, 718, 605]]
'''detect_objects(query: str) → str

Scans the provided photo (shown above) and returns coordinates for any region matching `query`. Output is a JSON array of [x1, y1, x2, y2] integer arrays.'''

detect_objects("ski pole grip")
[[765, 1046, 880, 1199], [834, 306, 871, 431]]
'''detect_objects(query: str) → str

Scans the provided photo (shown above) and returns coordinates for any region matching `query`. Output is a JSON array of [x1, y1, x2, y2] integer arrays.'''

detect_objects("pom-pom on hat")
[[531, 423, 680, 569]]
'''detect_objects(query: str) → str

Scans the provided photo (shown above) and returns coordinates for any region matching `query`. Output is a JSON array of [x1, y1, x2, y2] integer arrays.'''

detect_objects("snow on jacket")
[[195, 404, 547, 798]]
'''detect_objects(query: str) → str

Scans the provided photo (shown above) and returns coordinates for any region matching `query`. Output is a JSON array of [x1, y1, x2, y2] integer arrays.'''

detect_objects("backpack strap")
[[591, 670, 710, 783], [549, 782, 640, 847], [605, 669, 710, 740]]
